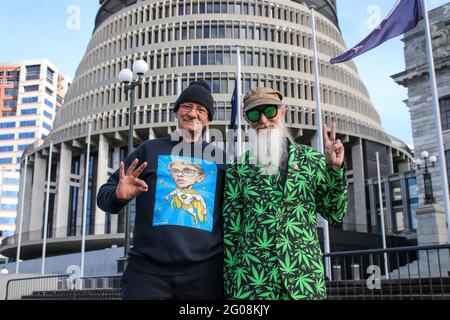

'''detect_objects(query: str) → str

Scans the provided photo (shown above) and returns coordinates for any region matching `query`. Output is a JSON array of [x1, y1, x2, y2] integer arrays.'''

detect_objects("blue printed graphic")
[[153, 155, 217, 232]]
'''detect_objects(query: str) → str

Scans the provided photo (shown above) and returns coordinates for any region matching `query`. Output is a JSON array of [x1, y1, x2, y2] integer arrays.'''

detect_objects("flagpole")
[[236, 46, 242, 157], [15, 155, 28, 274], [176, 74, 182, 132], [81, 121, 92, 282], [310, 6, 332, 280], [41, 141, 53, 275], [376, 152, 390, 279], [421, 0, 450, 243]]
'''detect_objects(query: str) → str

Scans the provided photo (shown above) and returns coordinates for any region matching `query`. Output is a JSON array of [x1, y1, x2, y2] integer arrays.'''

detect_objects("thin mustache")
[[256, 125, 276, 130]]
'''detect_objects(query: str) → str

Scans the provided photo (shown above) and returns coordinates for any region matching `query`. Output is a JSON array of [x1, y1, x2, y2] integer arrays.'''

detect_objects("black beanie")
[[174, 80, 214, 121]]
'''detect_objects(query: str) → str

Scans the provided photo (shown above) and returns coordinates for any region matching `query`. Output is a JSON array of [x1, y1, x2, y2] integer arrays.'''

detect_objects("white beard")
[[248, 123, 288, 175]]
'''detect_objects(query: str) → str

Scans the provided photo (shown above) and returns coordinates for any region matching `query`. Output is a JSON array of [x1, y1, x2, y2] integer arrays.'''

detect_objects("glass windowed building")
[[0, 59, 70, 243], [0, 1, 419, 275]]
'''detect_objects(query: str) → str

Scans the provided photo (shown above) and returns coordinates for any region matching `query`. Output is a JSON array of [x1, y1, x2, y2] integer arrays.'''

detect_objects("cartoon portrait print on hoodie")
[[153, 155, 217, 232]]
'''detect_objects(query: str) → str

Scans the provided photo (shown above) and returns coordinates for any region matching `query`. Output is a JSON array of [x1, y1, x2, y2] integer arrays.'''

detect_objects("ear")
[[197, 174, 206, 183], [279, 107, 287, 117]]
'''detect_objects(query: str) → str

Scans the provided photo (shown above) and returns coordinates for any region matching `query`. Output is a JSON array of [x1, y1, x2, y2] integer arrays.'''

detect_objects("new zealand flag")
[[331, 0, 424, 64]]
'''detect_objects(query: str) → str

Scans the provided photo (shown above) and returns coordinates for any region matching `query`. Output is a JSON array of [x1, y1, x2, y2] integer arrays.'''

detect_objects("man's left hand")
[[323, 122, 345, 171]]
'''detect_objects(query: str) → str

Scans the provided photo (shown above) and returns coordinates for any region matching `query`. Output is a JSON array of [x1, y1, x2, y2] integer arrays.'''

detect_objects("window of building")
[[0, 146, 13, 152], [45, 87, 54, 96], [20, 120, 36, 127], [21, 108, 37, 115], [26, 65, 40, 80], [21, 97, 38, 104], [0, 158, 13, 164], [4, 88, 18, 96], [0, 122, 15, 129], [24, 85, 39, 92], [1, 191, 18, 197], [18, 144, 30, 151], [19, 132, 35, 139], [440, 97, 450, 131], [3, 100, 17, 108], [44, 110, 53, 120], [0, 134, 14, 140], [46, 67, 55, 84], [0, 217, 16, 224], [43, 122, 52, 131], [3, 177, 19, 184], [45, 99, 54, 108]]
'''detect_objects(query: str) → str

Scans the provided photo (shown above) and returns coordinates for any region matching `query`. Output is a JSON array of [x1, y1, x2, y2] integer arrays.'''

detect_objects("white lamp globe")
[[415, 159, 423, 166], [132, 60, 149, 75], [421, 151, 429, 159], [118, 69, 133, 83], [429, 155, 437, 163]]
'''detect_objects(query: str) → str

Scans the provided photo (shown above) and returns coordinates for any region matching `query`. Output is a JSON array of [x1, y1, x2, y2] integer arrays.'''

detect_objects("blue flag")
[[330, 0, 423, 64], [230, 80, 238, 130]]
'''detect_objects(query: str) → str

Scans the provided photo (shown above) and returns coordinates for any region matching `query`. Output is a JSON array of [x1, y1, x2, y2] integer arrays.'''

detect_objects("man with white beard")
[[223, 87, 348, 300]]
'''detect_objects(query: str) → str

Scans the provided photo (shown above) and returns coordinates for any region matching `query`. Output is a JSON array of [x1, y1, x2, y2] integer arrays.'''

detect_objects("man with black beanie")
[[97, 80, 225, 300]]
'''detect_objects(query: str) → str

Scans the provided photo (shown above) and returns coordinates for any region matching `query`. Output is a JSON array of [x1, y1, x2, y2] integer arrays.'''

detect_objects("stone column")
[[368, 181, 378, 233], [76, 153, 86, 235], [399, 174, 411, 234], [18, 159, 33, 238], [110, 147, 121, 234], [54, 143, 72, 238], [29, 153, 46, 240], [352, 138, 367, 232], [384, 180, 393, 234], [94, 134, 109, 235], [387, 147, 394, 174], [415, 204, 450, 276]]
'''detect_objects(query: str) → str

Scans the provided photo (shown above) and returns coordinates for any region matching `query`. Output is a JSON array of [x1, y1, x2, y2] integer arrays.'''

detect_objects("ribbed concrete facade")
[[1, 0, 415, 264]]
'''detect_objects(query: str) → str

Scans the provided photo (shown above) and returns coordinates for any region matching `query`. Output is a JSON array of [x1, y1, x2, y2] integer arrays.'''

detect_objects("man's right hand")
[[116, 159, 148, 201]]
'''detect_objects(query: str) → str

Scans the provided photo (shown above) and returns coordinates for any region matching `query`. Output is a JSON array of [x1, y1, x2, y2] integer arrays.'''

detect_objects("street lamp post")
[[415, 151, 437, 205], [118, 60, 149, 272]]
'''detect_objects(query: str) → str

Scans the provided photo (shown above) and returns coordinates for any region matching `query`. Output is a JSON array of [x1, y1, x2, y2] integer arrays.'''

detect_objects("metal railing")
[[5, 244, 450, 300], [324, 244, 450, 300], [6, 275, 122, 300], [2, 222, 129, 246]]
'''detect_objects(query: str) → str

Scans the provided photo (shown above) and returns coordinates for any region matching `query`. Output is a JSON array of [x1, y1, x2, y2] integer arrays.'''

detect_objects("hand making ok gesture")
[[323, 122, 345, 171], [115, 159, 148, 201]]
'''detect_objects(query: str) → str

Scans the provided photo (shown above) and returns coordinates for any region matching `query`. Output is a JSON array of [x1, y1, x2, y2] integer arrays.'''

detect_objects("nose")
[[258, 113, 271, 126], [186, 107, 199, 118]]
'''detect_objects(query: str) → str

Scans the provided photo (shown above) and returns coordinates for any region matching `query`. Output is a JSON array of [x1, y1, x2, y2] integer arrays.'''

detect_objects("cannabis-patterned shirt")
[[223, 142, 348, 300]]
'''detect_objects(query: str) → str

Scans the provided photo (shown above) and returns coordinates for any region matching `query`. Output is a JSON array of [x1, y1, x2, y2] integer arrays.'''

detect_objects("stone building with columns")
[[392, 3, 450, 227], [0, 0, 417, 275]]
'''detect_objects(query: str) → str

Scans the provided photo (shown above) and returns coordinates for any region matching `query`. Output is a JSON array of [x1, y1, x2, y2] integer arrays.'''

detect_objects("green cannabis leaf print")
[[223, 143, 348, 300]]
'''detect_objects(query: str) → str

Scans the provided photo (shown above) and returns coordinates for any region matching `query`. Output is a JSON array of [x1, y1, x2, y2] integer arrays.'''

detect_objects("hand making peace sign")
[[115, 159, 148, 201], [323, 122, 345, 171]]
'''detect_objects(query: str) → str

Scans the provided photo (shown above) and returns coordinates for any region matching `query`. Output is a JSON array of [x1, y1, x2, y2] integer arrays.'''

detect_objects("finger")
[[334, 140, 343, 150], [126, 159, 139, 176], [136, 179, 148, 191], [331, 122, 336, 142], [120, 162, 125, 180], [322, 123, 330, 144], [133, 162, 148, 178]]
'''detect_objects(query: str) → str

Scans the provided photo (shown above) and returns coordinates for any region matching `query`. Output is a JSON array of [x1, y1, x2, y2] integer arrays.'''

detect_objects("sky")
[[0, 0, 449, 146]]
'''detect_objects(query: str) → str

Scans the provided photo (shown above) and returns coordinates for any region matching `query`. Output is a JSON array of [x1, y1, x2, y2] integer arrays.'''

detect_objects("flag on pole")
[[230, 80, 238, 130], [330, 0, 423, 64]]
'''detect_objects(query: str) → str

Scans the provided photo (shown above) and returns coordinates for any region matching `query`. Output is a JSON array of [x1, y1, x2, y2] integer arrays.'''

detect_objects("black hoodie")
[[97, 137, 225, 275]]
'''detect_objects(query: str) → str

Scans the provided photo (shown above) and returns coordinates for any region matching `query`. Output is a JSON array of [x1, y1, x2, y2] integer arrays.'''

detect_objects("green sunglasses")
[[246, 105, 279, 122]]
